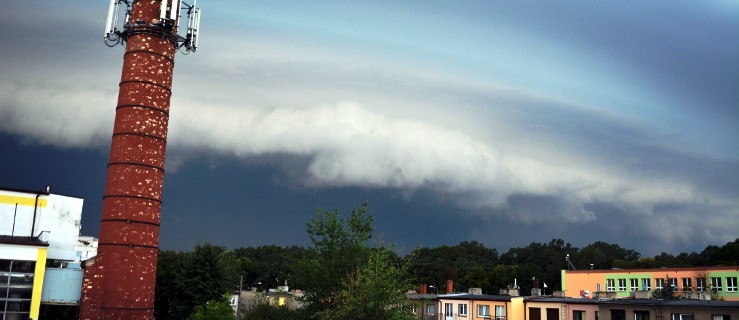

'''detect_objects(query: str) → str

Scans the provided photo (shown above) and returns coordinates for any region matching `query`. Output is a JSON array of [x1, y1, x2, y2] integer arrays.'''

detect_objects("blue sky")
[[0, 1, 737, 257]]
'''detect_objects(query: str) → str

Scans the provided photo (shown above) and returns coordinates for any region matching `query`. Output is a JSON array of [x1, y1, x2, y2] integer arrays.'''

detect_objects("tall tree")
[[170, 243, 230, 319], [578, 241, 640, 269], [499, 239, 577, 291], [319, 246, 416, 320], [155, 250, 188, 320], [408, 240, 498, 293], [295, 202, 374, 318]]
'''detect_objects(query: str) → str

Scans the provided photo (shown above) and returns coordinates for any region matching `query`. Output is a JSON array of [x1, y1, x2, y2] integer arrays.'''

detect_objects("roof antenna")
[[566, 254, 577, 270], [104, 0, 201, 53]]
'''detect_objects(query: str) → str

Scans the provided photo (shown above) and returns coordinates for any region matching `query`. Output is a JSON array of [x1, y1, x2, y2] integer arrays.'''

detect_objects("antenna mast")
[[104, 0, 201, 53]]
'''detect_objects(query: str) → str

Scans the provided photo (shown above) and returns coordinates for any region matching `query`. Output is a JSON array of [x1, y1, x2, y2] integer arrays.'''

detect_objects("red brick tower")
[[80, 1, 199, 319]]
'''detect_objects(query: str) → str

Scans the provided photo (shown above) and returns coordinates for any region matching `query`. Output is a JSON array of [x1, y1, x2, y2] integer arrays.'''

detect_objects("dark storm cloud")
[[0, 1, 736, 255]]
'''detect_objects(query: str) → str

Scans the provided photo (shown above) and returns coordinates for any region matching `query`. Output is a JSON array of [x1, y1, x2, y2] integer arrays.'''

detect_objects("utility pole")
[[237, 275, 243, 319]]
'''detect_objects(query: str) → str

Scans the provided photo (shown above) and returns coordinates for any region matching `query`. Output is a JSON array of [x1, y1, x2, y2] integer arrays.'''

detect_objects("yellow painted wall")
[[30, 247, 47, 320], [510, 297, 524, 320], [0, 194, 48, 207]]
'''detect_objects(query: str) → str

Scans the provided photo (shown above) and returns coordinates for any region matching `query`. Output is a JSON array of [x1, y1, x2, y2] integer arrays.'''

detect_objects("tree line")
[[153, 202, 739, 320]]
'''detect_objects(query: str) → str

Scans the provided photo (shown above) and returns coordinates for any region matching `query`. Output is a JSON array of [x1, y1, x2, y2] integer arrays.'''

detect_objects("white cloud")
[[0, 81, 114, 148]]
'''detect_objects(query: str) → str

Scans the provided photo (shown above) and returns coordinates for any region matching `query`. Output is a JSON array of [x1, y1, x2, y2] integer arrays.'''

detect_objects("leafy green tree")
[[241, 301, 307, 320], [712, 238, 739, 265], [155, 250, 188, 320], [577, 241, 640, 269], [408, 240, 498, 293], [170, 243, 231, 319], [189, 294, 237, 320], [318, 246, 415, 320], [294, 202, 374, 318], [233, 245, 309, 289], [499, 239, 576, 291]]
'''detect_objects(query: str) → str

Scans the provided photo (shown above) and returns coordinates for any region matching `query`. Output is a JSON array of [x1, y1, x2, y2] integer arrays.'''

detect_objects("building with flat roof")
[[561, 267, 739, 301], [1, 186, 93, 320]]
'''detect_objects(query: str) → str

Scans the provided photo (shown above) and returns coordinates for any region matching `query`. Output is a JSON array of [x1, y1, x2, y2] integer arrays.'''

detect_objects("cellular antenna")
[[103, 0, 201, 53]]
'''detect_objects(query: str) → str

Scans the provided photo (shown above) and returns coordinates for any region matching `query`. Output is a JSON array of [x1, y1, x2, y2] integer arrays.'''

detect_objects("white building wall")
[[0, 189, 83, 261]]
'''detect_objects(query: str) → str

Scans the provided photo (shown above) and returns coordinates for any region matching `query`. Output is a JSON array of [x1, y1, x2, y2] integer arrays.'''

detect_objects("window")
[[634, 310, 650, 320], [547, 308, 560, 320], [426, 303, 436, 315], [611, 309, 626, 320], [682, 278, 692, 290], [573, 310, 586, 320], [672, 314, 693, 320], [727, 277, 738, 292], [630, 278, 639, 291], [530, 308, 542, 320], [669, 278, 677, 288], [696, 278, 706, 291], [495, 305, 505, 320], [478, 304, 491, 318], [618, 279, 627, 291], [641, 278, 651, 291], [445, 303, 454, 317], [459, 303, 468, 316], [655, 278, 665, 290], [711, 277, 723, 292], [607, 279, 616, 291], [0, 259, 35, 320], [712, 315, 731, 320]]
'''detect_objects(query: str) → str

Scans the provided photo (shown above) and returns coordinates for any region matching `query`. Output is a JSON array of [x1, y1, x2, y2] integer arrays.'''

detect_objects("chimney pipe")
[[80, 1, 178, 319]]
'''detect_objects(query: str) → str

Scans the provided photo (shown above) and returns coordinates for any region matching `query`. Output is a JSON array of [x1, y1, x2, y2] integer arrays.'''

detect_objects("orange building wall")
[[561, 266, 739, 301]]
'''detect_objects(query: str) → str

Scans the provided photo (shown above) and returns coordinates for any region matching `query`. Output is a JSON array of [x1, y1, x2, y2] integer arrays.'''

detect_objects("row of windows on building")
[[416, 303, 734, 320], [604, 276, 738, 292], [612, 309, 731, 320], [417, 303, 506, 318]]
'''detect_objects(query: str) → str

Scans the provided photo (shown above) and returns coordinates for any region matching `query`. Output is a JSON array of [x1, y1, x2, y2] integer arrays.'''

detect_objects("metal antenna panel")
[[104, 0, 201, 53]]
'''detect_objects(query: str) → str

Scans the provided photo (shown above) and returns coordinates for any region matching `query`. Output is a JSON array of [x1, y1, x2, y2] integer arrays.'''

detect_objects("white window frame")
[[495, 305, 505, 320], [459, 303, 468, 316], [655, 278, 664, 290], [618, 278, 627, 291], [641, 278, 651, 291], [630, 278, 639, 291], [696, 278, 706, 291], [478, 304, 491, 318], [682, 278, 692, 290], [634, 310, 650, 320], [445, 303, 454, 317], [606, 279, 616, 292], [726, 277, 737, 292], [669, 278, 677, 288], [711, 277, 722, 292], [427, 303, 436, 315], [672, 314, 693, 320]]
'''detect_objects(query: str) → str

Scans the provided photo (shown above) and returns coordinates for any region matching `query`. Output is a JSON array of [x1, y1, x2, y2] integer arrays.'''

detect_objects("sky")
[[0, 1, 737, 259]]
